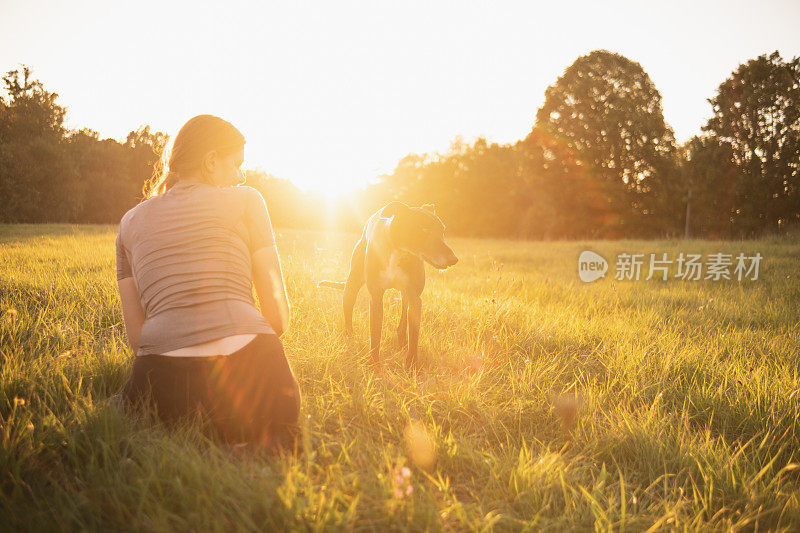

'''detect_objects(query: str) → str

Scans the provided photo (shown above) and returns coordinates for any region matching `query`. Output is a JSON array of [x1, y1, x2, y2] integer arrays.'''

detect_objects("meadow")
[[1, 223, 799, 531]]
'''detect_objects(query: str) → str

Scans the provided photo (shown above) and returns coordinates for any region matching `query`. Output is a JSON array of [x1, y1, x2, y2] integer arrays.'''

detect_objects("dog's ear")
[[421, 203, 436, 215]]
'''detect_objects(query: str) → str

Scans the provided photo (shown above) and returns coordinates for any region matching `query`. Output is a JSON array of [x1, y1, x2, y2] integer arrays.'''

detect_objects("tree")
[[0, 65, 67, 140], [0, 65, 80, 222], [0, 65, 169, 223], [68, 130, 128, 223], [374, 132, 612, 239], [378, 138, 530, 238], [703, 51, 800, 236], [516, 127, 612, 238], [535, 50, 678, 236], [680, 136, 739, 238]]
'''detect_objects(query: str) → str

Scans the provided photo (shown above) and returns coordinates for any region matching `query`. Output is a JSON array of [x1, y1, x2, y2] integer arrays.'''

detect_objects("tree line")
[[1, 50, 798, 239]]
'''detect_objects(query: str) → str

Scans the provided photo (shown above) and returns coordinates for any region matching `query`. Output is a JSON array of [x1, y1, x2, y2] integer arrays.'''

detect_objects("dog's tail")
[[318, 280, 347, 290]]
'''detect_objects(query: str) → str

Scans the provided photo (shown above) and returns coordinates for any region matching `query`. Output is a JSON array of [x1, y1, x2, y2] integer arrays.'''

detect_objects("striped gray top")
[[115, 180, 276, 356]]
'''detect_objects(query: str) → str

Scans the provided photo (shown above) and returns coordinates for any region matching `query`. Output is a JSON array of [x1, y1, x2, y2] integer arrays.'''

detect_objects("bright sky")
[[1, 0, 798, 195]]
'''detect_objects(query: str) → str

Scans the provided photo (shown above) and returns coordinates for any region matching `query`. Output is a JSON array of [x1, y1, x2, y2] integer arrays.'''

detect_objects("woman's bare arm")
[[117, 277, 145, 353], [252, 243, 290, 337]]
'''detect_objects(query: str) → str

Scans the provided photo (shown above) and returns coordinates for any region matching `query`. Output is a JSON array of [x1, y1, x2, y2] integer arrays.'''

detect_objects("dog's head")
[[382, 202, 458, 270]]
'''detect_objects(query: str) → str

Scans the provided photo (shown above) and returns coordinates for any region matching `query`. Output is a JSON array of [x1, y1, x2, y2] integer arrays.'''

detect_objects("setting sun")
[[4, 1, 797, 195]]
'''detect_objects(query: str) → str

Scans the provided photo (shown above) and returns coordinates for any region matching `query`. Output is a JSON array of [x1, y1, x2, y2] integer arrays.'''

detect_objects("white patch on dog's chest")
[[378, 251, 409, 288]]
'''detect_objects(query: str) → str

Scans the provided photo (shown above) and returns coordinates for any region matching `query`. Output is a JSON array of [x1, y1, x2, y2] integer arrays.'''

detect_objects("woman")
[[115, 114, 300, 452]]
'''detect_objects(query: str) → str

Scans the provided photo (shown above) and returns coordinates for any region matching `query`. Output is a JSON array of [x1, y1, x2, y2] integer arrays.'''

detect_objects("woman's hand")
[[117, 277, 145, 353], [252, 243, 290, 337]]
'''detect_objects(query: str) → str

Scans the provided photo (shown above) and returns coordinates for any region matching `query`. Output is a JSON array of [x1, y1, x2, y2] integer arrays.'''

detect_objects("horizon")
[[1, 0, 799, 195]]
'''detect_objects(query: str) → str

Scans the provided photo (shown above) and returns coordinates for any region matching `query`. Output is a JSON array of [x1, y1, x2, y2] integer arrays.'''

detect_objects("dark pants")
[[122, 334, 301, 449]]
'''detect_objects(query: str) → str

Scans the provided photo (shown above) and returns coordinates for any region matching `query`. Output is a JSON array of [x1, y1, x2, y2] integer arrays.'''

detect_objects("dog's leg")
[[397, 295, 408, 348], [405, 295, 422, 369], [343, 239, 366, 333], [369, 291, 385, 368]]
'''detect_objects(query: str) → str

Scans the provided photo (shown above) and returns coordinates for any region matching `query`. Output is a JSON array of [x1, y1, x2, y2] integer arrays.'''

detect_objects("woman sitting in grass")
[[114, 114, 300, 453]]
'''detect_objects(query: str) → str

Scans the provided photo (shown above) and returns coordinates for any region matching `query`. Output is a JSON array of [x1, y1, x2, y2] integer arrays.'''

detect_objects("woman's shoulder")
[[117, 196, 167, 246], [119, 196, 156, 227], [232, 185, 268, 213], [234, 184, 262, 202]]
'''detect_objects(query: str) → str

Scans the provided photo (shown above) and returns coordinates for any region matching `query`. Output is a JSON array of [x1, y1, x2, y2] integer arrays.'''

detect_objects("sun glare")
[[308, 179, 358, 203]]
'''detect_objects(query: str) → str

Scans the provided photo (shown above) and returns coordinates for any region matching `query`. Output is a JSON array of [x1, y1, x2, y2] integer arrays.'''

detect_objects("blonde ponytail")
[[141, 114, 245, 200]]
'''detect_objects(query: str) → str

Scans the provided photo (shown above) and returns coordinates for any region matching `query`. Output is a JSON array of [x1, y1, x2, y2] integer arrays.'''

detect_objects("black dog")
[[319, 202, 458, 369]]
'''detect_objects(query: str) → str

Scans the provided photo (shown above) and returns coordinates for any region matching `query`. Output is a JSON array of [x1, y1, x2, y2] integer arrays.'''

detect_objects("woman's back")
[[116, 180, 276, 356]]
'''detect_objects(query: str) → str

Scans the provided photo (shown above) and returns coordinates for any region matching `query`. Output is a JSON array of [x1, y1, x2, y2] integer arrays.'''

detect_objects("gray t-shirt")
[[116, 180, 276, 356]]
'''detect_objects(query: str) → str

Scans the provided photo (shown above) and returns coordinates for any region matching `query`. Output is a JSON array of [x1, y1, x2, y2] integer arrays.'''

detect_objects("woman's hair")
[[142, 114, 246, 199]]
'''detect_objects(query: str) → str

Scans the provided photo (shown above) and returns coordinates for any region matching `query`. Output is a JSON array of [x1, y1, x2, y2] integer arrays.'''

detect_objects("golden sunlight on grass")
[[2, 225, 800, 529], [404, 419, 436, 471]]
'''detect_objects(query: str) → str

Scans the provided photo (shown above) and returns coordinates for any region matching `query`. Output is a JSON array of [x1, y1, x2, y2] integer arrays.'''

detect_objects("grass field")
[[1, 223, 800, 531]]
